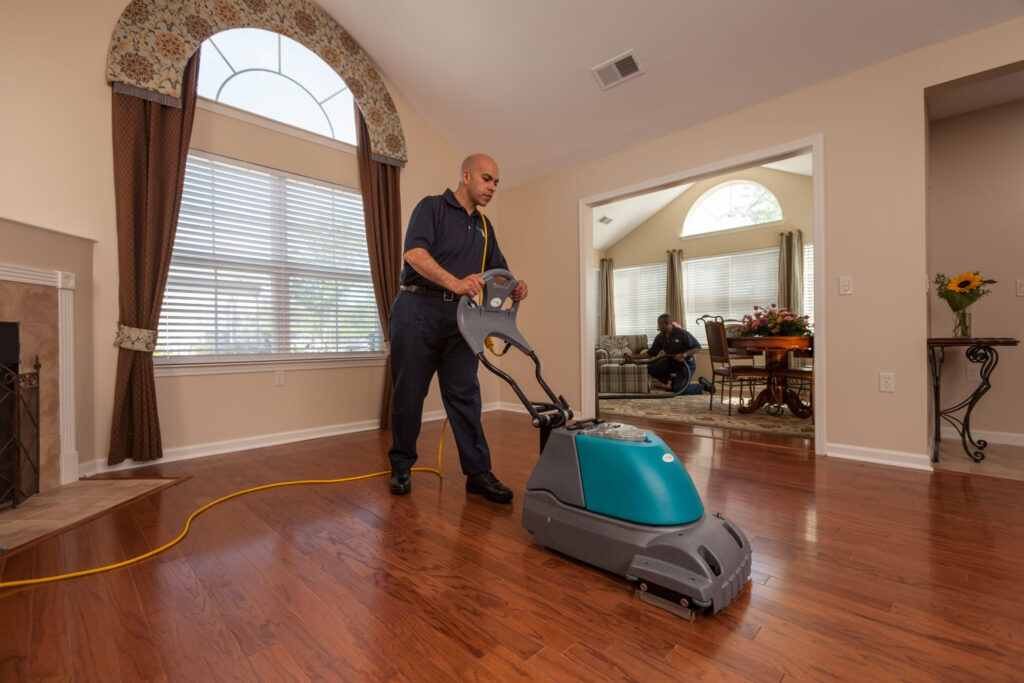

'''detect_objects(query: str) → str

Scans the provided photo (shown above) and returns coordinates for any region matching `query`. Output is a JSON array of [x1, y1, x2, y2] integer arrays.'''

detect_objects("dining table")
[[727, 335, 813, 418]]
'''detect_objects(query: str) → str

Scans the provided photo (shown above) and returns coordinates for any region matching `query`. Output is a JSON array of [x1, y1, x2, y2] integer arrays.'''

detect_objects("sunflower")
[[946, 272, 983, 293]]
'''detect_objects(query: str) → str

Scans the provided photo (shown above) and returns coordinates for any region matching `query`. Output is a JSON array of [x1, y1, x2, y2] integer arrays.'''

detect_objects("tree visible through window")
[[683, 181, 783, 237], [198, 28, 357, 144]]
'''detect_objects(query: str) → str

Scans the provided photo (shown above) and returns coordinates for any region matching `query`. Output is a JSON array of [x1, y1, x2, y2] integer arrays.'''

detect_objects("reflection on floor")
[[933, 440, 1024, 483], [0, 477, 180, 553]]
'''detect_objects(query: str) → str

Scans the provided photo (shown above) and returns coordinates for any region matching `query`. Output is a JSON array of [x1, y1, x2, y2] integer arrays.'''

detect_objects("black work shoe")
[[389, 469, 411, 495], [466, 471, 514, 504], [699, 376, 715, 394]]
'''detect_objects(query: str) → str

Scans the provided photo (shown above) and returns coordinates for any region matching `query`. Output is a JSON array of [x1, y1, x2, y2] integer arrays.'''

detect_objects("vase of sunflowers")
[[933, 271, 996, 338]]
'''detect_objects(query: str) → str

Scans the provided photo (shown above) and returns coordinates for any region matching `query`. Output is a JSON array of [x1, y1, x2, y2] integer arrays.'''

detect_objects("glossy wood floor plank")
[[2, 411, 1024, 681]]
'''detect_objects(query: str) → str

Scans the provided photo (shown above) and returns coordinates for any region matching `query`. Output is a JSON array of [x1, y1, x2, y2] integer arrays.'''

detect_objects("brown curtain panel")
[[356, 106, 403, 429], [107, 53, 200, 464], [779, 230, 804, 313], [666, 249, 685, 326], [599, 258, 616, 337]]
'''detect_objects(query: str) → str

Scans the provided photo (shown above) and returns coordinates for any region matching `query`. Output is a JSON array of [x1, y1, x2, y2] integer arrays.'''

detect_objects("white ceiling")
[[320, 0, 1024, 187], [592, 152, 813, 250], [592, 184, 693, 250]]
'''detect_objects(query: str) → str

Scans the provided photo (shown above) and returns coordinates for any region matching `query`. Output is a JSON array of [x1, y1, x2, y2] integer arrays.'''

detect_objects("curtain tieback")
[[114, 323, 158, 352]]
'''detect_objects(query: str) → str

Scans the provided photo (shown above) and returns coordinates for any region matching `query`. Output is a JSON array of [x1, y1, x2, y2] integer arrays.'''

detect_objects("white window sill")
[[154, 354, 386, 377], [196, 98, 358, 154], [679, 219, 786, 241]]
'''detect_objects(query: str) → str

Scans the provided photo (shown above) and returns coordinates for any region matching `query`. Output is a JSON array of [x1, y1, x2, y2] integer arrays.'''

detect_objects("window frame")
[[681, 180, 784, 239], [197, 28, 358, 146], [154, 149, 384, 375]]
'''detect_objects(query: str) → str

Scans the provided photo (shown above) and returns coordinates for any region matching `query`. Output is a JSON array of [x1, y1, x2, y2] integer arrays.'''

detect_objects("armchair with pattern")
[[596, 334, 651, 394]]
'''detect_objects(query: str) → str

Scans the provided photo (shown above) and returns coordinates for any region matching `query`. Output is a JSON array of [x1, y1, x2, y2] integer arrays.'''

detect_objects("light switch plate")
[[839, 276, 854, 295], [1017, 279, 1024, 297]]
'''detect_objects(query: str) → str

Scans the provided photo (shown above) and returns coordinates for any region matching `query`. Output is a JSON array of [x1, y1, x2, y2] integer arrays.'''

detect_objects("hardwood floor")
[[2, 411, 1022, 681]]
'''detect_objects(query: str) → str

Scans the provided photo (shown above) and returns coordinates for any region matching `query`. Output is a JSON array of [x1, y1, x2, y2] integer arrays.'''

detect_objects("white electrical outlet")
[[1017, 279, 1024, 297], [966, 365, 981, 381], [879, 372, 895, 393], [274, 370, 285, 386]]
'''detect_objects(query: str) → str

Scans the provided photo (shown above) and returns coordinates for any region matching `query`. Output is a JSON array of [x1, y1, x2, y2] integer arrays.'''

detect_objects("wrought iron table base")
[[929, 344, 999, 463]]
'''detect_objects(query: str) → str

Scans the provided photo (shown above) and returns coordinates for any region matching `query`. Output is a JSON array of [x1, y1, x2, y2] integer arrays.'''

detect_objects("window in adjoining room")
[[198, 28, 356, 144], [156, 152, 381, 362], [680, 243, 814, 346], [682, 181, 783, 237], [682, 247, 779, 346], [613, 263, 666, 337]]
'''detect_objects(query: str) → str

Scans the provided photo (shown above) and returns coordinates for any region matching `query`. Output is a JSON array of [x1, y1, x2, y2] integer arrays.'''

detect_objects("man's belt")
[[400, 284, 457, 301]]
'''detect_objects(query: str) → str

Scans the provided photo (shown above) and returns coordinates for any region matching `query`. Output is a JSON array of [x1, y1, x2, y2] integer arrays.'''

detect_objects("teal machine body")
[[458, 269, 752, 618], [575, 431, 703, 526]]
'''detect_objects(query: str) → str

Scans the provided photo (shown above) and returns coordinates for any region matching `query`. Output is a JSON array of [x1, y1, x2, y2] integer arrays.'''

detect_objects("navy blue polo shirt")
[[399, 189, 508, 290], [649, 326, 701, 357]]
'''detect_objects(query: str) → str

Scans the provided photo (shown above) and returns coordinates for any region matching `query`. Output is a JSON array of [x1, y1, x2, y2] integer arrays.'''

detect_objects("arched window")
[[197, 28, 356, 145], [682, 181, 783, 237]]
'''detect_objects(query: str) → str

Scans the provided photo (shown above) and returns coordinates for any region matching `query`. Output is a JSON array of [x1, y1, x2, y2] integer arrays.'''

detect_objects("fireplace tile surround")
[[0, 280, 60, 491]]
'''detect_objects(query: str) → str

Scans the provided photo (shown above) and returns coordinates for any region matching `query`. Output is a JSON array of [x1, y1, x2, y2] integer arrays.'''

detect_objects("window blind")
[[156, 152, 382, 361], [613, 263, 666, 338], [802, 242, 815, 329], [683, 248, 779, 346]]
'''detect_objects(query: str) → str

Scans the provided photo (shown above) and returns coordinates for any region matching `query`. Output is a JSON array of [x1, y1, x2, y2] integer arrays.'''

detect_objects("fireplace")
[[0, 323, 40, 508]]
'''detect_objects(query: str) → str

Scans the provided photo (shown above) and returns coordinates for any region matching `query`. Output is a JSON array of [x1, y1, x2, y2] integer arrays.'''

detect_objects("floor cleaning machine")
[[457, 269, 752, 619]]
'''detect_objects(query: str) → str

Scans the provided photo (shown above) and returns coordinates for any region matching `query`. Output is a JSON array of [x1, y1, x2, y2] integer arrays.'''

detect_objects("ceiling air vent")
[[592, 50, 645, 90], [597, 216, 614, 224]]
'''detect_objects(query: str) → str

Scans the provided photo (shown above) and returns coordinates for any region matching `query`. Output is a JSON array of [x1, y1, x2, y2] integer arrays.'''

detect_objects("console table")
[[928, 337, 1019, 463]]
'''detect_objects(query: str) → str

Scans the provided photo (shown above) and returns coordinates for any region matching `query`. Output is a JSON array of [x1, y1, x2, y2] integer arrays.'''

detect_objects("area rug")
[[0, 477, 184, 555], [599, 393, 814, 439]]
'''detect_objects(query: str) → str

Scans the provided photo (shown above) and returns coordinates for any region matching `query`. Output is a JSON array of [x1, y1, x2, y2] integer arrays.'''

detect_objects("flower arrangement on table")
[[737, 304, 812, 337], [933, 271, 996, 338]]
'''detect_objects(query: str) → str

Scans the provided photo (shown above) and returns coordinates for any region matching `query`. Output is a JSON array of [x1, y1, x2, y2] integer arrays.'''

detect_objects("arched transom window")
[[198, 28, 356, 144], [682, 181, 783, 237]]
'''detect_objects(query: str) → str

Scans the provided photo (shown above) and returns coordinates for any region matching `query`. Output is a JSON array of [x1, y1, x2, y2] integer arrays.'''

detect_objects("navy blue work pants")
[[387, 291, 491, 475], [647, 356, 702, 395]]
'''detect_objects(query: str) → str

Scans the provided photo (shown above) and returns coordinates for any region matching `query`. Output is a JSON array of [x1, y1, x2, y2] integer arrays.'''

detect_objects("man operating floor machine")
[[458, 269, 752, 619]]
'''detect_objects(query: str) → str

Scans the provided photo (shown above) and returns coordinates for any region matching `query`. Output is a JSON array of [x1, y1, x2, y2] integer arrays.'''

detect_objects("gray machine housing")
[[522, 428, 752, 613], [456, 268, 751, 616]]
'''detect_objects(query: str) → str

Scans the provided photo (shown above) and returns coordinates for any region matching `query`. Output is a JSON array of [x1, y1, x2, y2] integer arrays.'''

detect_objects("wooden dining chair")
[[704, 319, 770, 415]]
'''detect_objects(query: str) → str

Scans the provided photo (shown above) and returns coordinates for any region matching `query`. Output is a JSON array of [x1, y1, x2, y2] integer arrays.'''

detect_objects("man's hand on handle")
[[451, 274, 486, 298], [511, 280, 528, 301]]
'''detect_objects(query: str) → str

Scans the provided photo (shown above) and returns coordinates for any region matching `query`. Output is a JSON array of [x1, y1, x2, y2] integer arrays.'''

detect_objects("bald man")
[[387, 154, 528, 503]]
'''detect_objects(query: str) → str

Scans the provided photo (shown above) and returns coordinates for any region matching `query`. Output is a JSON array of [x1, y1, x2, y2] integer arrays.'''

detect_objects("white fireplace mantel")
[[0, 262, 77, 485]]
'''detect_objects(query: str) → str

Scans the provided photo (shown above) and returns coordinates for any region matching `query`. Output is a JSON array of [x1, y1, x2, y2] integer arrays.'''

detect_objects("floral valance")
[[106, 0, 407, 166]]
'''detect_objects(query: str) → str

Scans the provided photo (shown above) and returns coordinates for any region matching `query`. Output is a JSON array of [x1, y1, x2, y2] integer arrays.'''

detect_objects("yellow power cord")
[[1, 210, 508, 591], [0, 441, 446, 590]]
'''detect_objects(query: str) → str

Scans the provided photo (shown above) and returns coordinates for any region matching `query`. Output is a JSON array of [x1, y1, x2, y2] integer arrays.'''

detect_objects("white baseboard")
[[824, 442, 933, 471], [78, 418, 383, 477], [79, 402, 524, 477], [940, 427, 1024, 447]]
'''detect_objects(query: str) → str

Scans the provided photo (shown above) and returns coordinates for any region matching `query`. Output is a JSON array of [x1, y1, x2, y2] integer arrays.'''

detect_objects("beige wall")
[[498, 18, 1024, 465], [606, 167, 812, 268], [0, 0, 490, 469], [928, 100, 1024, 438]]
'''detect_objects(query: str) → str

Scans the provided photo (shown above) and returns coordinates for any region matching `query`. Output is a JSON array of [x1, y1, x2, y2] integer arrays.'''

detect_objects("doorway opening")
[[578, 137, 825, 452]]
